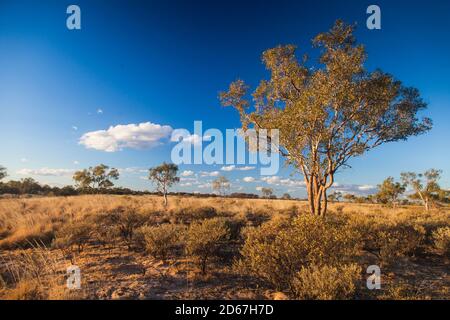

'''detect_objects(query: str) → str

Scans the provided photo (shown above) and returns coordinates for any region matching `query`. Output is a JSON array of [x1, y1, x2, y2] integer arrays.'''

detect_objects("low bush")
[[361, 222, 425, 265], [291, 264, 361, 300], [106, 207, 147, 249], [139, 224, 185, 261], [52, 221, 92, 254], [237, 215, 361, 291], [186, 218, 230, 273], [432, 227, 450, 256]]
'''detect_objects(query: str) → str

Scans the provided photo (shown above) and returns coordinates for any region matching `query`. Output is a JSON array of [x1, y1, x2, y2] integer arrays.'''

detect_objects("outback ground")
[[0, 195, 448, 300]]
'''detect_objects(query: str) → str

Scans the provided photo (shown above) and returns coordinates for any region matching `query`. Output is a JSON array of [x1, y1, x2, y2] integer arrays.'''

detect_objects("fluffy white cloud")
[[170, 133, 211, 146], [261, 176, 281, 185], [221, 165, 236, 171], [243, 177, 256, 183], [221, 165, 255, 172], [200, 171, 220, 177], [79, 122, 173, 152], [358, 184, 376, 191], [330, 183, 378, 195], [198, 183, 212, 189], [261, 176, 305, 188], [181, 170, 194, 177], [180, 182, 193, 187], [17, 168, 75, 177]]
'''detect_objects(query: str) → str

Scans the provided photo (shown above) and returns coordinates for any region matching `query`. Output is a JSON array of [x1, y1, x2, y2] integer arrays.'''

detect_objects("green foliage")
[[432, 227, 450, 256], [281, 193, 292, 200], [361, 222, 425, 265], [106, 207, 147, 249], [0, 166, 7, 181], [139, 224, 185, 261], [148, 162, 179, 206], [261, 187, 274, 198], [376, 177, 405, 206], [237, 215, 361, 291], [52, 221, 92, 254], [186, 218, 230, 273], [291, 264, 361, 300], [73, 164, 119, 191], [220, 20, 431, 215], [401, 169, 442, 210]]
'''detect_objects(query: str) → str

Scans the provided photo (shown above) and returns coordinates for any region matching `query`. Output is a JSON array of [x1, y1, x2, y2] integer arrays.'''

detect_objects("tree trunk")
[[163, 192, 168, 207], [321, 189, 328, 216]]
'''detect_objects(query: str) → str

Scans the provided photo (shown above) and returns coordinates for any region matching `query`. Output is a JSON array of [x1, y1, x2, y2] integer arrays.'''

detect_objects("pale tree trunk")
[[163, 193, 168, 207], [322, 189, 328, 216]]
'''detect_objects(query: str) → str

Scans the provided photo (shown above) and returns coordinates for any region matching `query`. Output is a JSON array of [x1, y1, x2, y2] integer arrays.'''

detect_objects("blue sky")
[[0, 0, 449, 197]]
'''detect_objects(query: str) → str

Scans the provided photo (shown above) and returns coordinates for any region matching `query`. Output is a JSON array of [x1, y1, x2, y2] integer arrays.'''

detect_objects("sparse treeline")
[[1, 163, 448, 207]]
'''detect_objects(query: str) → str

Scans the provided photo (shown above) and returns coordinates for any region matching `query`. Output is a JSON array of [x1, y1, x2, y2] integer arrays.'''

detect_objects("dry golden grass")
[[0, 195, 448, 300]]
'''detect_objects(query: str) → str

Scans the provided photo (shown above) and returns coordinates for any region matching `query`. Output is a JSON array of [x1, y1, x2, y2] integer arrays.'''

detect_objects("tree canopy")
[[0, 166, 6, 181], [148, 162, 180, 206], [220, 21, 432, 215], [73, 164, 119, 191]]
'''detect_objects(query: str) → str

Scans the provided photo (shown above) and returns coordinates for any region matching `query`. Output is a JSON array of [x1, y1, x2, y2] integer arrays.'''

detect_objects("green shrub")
[[362, 222, 425, 265], [139, 224, 185, 261], [52, 221, 92, 254], [432, 227, 450, 256], [106, 207, 147, 249], [172, 207, 218, 223], [237, 215, 361, 291], [291, 264, 361, 300], [186, 218, 230, 273]]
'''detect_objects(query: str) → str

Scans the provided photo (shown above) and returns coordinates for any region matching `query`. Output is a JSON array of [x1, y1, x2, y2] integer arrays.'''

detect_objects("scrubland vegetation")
[[0, 195, 448, 300]]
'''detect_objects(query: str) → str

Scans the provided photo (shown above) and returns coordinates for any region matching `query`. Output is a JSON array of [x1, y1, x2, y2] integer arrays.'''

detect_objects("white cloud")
[[79, 122, 173, 152], [358, 184, 376, 191], [17, 168, 75, 177], [221, 165, 236, 172], [171, 133, 211, 146], [181, 170, 194, 177], [72, 126, 78, 131], [221, 165, 255, 172], [261, 176, 281, 185], [256, 186, 263, 191], [243, 177, 256, 183], [97, 108, 103, 114], [261, 176, 305, 188], [198, 183, 212, 189], [330, 183, 378, 196], [73, 161, 79, 165], [239, 166, 255, 171], [180, 182, 193, 187], [20, 158, 28, 163], [200, 171, 220, 177]]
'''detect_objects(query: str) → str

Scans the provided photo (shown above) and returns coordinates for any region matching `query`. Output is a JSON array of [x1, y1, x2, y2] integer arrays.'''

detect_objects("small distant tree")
[[343, 194, 356, 203], [282, 193, 292, 200], [328, 191, 343, 203], [73, 164, 119, 192], [261, 187, 274, 198], [148, 162, 180, 206], [212, 176, 230, 196], [401, 169, 442, 211], [376, 177, 406, 207], [0, 166, 7, 181]]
